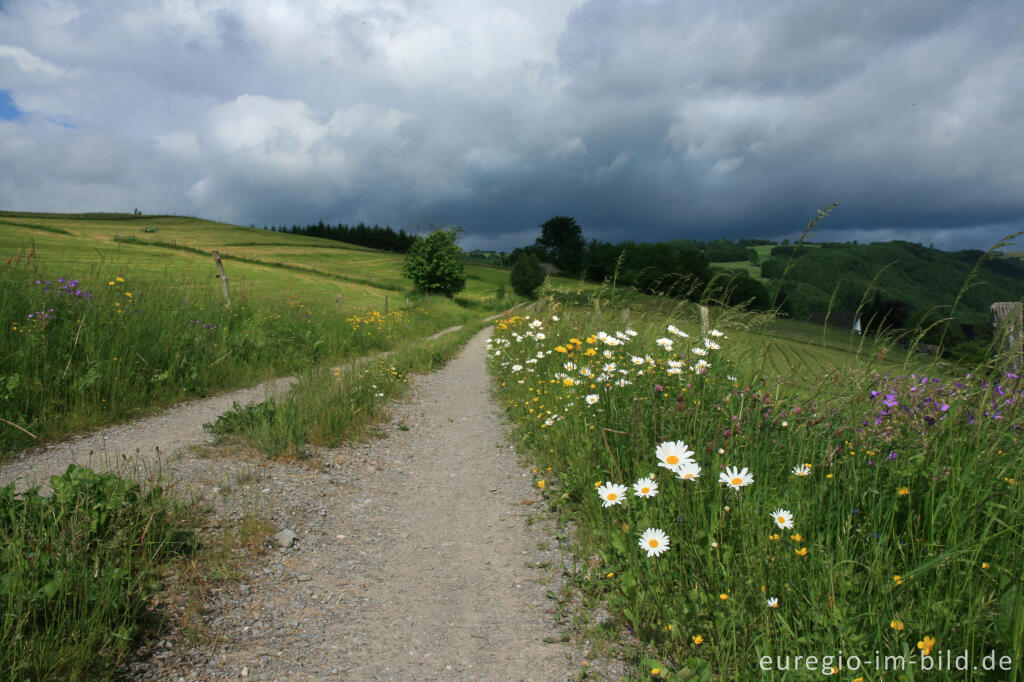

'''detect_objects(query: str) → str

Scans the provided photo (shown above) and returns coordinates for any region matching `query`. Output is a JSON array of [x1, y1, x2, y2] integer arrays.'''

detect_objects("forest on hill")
[[761, 241, 1024, 327]]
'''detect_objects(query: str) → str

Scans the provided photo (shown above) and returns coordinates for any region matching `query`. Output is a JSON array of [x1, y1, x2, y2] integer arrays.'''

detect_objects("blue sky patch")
[[0, 91, 21, 120]]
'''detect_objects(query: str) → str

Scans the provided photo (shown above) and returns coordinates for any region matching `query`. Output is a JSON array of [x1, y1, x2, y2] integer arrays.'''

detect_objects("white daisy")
[[691, 346, 708, 356], [766, 597, 779, 608], [585, 394, 600, 405], [719, 466, 754, 490], [791, 464, 811, 477], [511, 364, 522, 372], [656, 337, 674, 350], [630, 355, 645, 365], [638, 528, 670, 557], [529, 319, 543, 329], [625, 328, 638, 336], [633, 477, 659, 498], [563, 362, 576, 371], [674, 460, 701, 481], [603, 363, 617, 372], [693, 359, 710, 374], [597, 482, 627, 507], [666, 367, 683, 375], [655, 441, 695, 470], [704, 339, 720, 351], [770, 508, 794, 529], [709, 329, 725, 337]]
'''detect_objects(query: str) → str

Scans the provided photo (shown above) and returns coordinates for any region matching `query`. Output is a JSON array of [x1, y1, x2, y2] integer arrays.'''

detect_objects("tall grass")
[[206, 319, 490, 457], [0, 251, 483, 454], [1, 465, 191, 680], [489, 306, 1023, 680]]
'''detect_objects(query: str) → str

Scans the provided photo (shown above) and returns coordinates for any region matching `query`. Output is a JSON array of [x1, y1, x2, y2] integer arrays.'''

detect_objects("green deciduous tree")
[[535, 216, 586, 275], [510, 251, 546, 299], [401, 229, 466, 297]]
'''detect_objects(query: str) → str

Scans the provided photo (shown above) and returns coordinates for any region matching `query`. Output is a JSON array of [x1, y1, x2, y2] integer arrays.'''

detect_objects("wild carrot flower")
[[639, 528, 670, 557]]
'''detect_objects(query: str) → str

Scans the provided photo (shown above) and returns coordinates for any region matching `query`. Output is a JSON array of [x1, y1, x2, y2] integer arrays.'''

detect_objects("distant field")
[[0, 212, 512, 309]]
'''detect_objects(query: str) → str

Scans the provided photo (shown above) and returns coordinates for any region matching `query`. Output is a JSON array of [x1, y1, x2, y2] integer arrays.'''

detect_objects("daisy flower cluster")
[[487, 314, 732, 432], [487, 309, 1023, 675], [596, 440, 797, 563]]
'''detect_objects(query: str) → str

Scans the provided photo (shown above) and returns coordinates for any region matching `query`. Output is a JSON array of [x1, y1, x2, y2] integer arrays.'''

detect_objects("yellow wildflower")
[[917, 635, 936, 656]]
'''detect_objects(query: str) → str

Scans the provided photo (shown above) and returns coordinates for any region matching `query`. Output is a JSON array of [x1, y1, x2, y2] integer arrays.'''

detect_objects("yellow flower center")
[[648, 539, 659, 548], [666, 455, 679, 465], [731, 477, 743, 486], [607, 493, 617, 501], [777, 516, 786, 524], [641, 487, 650, 494]]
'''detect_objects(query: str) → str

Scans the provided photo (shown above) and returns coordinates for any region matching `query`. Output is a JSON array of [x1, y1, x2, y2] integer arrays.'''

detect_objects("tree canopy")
[[535, 216, 586, 275], [401, 229, 466, 297]]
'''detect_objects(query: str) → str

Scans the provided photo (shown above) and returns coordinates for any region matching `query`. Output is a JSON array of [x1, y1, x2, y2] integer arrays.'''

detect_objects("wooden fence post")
[[211, 250, 231, 307], [991, 302, 1023, 372]]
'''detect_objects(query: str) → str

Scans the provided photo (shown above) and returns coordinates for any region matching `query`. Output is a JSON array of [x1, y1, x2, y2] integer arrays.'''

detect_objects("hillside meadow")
[[0, 211, 519, 455]]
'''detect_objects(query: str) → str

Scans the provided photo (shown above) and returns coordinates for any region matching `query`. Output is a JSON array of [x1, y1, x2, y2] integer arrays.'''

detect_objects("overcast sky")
[[1, 0, 1022, 252]]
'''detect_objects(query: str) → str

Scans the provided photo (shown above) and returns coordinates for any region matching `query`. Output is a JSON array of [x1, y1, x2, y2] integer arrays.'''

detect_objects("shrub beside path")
[[3, 327, 617, 679]]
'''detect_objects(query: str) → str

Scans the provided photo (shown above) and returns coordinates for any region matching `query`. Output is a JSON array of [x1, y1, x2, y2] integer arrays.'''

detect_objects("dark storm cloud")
[[0, 0, 1021, 251]]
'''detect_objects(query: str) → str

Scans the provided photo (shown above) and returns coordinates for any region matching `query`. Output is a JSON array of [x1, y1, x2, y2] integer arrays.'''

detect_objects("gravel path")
[[3, 327, 621, 680], [0, 377, 297, 494]]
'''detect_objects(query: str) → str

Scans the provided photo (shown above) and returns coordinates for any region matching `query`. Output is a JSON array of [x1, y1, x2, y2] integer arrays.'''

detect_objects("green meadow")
[[489, 298, 1023, 680]]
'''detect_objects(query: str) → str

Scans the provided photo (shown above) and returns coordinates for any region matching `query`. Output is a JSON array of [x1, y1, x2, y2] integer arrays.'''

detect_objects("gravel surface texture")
[[3, 327, 623, 681]]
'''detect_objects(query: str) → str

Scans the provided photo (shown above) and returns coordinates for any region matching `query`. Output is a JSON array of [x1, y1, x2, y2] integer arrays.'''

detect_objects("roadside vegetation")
[[488, 296, 1023, 680], [0, 251, 484, 455], [1, 465, 193, 680]]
